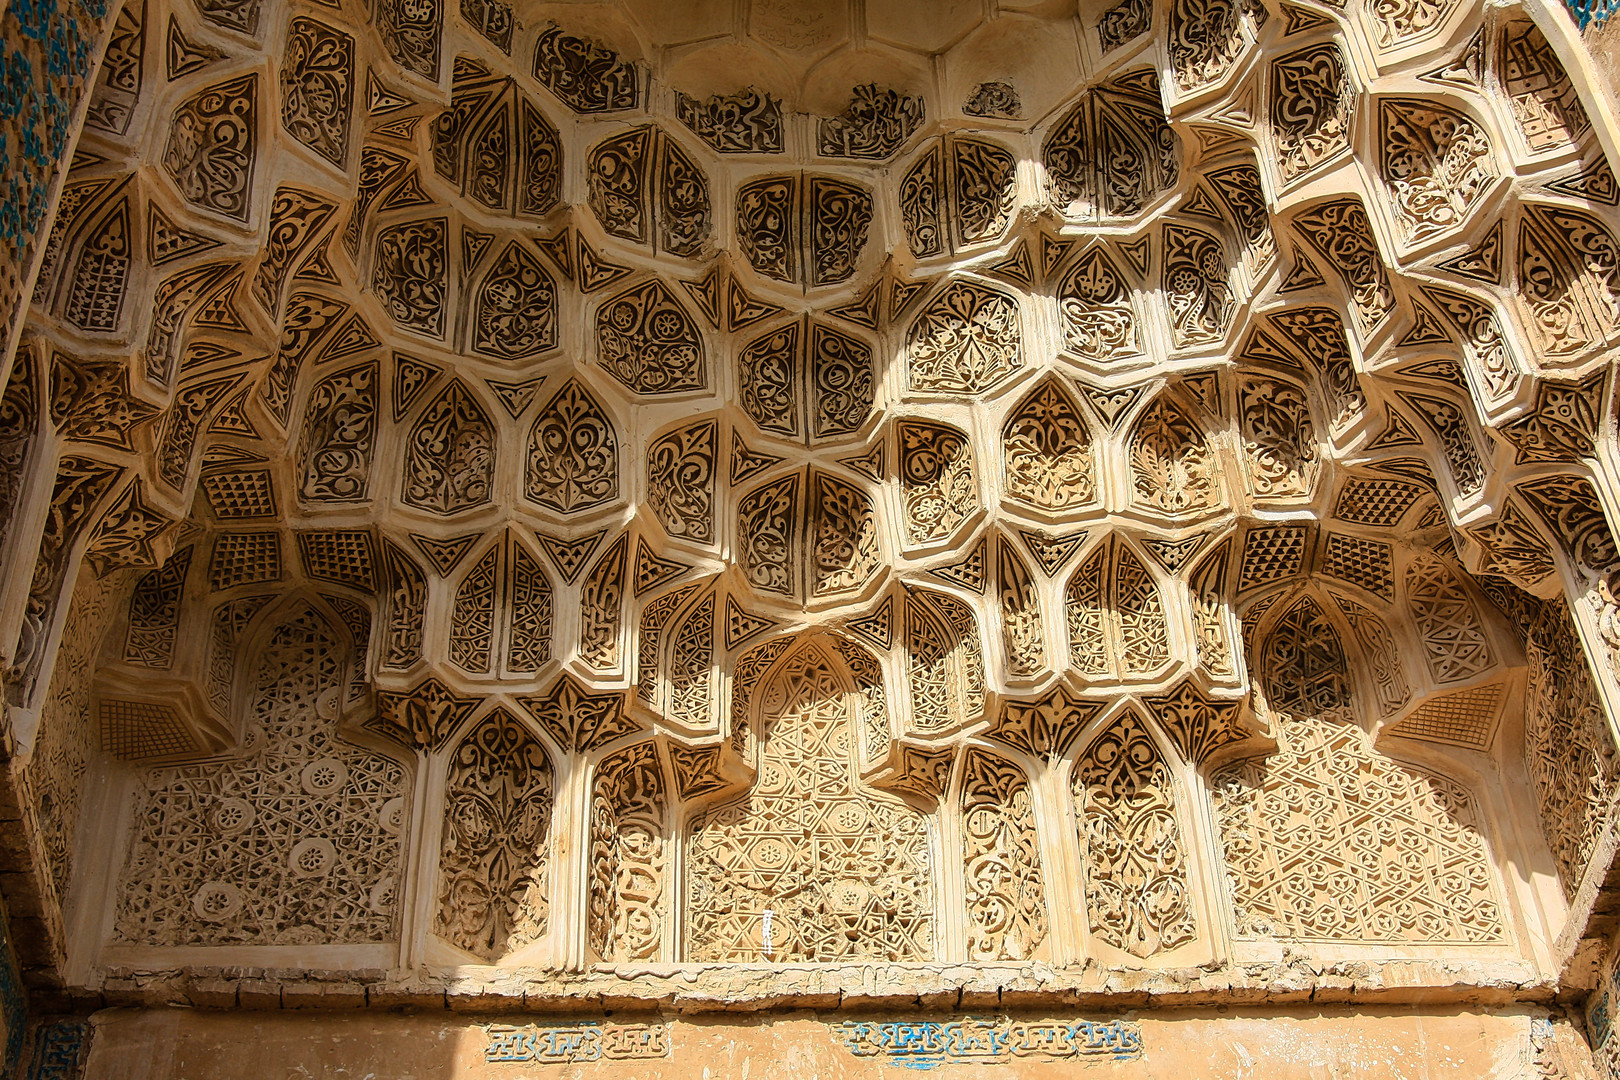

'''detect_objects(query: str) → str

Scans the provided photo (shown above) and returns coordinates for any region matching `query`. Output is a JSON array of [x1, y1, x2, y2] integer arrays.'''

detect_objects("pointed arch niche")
[[1211, 585, 1518, 952]]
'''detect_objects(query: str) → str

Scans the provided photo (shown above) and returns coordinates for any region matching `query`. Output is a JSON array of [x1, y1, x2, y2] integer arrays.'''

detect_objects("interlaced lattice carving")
[[687, 644, 933, 962], [1259, 597, 1353, 720], [1212, 713, 1506, 943], [1405, 557, 1496, 684], [116, 607, 405, 946], [32, 572, 124, 901], [906, 587, 986, 731], [1066, 538, 1171, 681]]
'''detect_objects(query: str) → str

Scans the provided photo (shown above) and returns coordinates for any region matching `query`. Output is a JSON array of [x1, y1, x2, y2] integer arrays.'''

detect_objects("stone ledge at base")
[[68, 957, 1557, 1015], [72, 1002, 1594, 1080]]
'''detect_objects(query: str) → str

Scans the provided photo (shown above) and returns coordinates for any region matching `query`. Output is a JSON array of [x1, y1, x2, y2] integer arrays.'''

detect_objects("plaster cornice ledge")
[[87, 959, 1555, 1015]]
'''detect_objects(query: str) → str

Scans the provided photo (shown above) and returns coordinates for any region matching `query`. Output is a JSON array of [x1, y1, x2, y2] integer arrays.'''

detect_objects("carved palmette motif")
[[373, 218, 449, 340], [297, 363, 375, 504], [736, 320, 874, 444], [1378, 99, 1495, 246], [1239, 375, 1317, 500], [1515, 205, 1620, 363], [1270, 44, 1353, 183], [86, 1, 143, 134], [532, 24, 638, 113], [471, 242, 557, 360], [374, 0, 441, 79], [735, 174, 873, 286], [280, 18, 353, 168], [677, 88, 783, 154], [18, 457, 124, 687], [734, 470, 880, 602], [998, 539, 1045, 678], [1129, 397, 1224, 515], [165, 75, 257, 221], [646, 420, 716, 544], [588, 743, 667, 962], [736, 475, 797, 598], [1404, 391, 1487, 495], [1163, 225, 1234, 347], [817, 84, 924, 161], [1002, 379, 1095, 512], [1044, 72, 1178, 219], [402, 381, 494, 515], [1058, 249, 1140, 361], [595, 281, 705, 394], [463, 0, 513, 51], [900, 137, 1016, 258], [898, 420, 976, 546], [436, 709, 553, 960], [431, 77, 562, 216], [29, 0, 1620, 992], [810, 472, 881, 597], [907, 281, 1022, 394], [587, 126, 711, 258], [525, 379, 617, 514], [1073, 714, 1195, 957], [687, 644, 933, 962], [1168, 0, 1250, 94], [1293, 201, 1394, 336], [1267, 308, 1364, 430], [961, 749, 1048, 960]]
